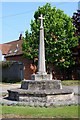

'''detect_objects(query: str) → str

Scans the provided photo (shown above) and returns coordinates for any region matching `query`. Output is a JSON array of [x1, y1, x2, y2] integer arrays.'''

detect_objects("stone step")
[[8, 87, 74, 102], [8, 87, 73, 95], [21, 80, 62, 90]]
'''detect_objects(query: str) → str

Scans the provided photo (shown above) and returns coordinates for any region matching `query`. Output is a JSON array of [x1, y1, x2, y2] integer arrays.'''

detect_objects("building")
[[1, 34, 33, 80]]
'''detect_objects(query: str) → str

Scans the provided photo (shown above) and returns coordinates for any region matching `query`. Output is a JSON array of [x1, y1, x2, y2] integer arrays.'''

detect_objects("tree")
[[72, 9, 80, 70], [72, 9, 80, 37], [22, 3, 78, 70]]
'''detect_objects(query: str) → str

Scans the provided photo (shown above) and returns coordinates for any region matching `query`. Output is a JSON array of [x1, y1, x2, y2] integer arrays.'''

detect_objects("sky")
[[0, 1, 79, 44]]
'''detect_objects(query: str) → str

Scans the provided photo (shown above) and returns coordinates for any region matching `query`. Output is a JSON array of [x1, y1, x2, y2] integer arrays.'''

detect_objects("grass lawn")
[[1, 105, 80, 118], [61, 80, 80, 86]]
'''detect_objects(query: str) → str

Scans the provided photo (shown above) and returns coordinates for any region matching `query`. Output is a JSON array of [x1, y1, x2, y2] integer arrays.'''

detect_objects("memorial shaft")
[[38, 14, 47, 75]]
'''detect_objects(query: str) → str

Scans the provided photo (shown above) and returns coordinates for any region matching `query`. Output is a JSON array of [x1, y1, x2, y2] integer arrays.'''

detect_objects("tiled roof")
[[0, 44, 11, 55], [1, 34, 23, 57], [5, 39, 23, 57]]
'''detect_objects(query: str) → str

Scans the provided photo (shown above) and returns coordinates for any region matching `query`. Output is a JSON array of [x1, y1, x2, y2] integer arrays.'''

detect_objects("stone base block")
[[31, 73, 52, 80], [21, 80, 62, 90]]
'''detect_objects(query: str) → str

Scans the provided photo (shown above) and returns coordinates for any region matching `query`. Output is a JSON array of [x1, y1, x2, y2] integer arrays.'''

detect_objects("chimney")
[[19, 33, 22, 40]]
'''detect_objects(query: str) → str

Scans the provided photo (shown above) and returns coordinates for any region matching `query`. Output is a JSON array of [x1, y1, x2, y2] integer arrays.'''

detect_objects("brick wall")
[[6, 55, 33, 80], [5, 55, 78, 80]]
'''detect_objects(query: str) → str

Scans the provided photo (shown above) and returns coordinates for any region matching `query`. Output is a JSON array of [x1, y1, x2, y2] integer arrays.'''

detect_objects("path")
[[0, 83, 21, 94]]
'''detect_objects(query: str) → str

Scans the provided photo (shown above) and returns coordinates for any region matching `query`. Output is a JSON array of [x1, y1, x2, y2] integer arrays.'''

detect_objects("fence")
[[2, 61, 24, 83]]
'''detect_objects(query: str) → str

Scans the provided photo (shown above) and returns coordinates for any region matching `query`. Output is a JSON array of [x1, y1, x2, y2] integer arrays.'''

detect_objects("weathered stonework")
[[21, 80, 62, 90], [8, 80, 75, 107]]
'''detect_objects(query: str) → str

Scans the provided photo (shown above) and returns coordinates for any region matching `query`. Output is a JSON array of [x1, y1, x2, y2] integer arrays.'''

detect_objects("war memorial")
[[8, 14, 75, 107]]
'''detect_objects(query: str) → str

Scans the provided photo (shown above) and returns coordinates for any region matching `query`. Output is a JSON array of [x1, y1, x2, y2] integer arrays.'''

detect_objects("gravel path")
[[0, 83, 21, 94]]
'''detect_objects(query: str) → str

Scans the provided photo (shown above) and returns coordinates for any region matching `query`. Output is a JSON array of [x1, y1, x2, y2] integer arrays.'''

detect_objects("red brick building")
[[1, 34, 33, 80]]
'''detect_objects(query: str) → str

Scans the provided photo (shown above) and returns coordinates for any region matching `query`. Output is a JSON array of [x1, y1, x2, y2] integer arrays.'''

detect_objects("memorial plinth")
[[8, 80, 74, 107], [8, 14, 75, 107]]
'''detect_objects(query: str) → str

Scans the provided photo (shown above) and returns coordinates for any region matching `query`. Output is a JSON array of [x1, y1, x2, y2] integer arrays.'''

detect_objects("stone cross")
[[37, 14, 47, 75], [39, 14, 44, 29]]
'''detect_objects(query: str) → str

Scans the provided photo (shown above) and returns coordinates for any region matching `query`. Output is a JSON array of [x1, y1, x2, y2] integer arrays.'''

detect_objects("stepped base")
[[8, 88, 74, 107], [7, 80, 75, 107]]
